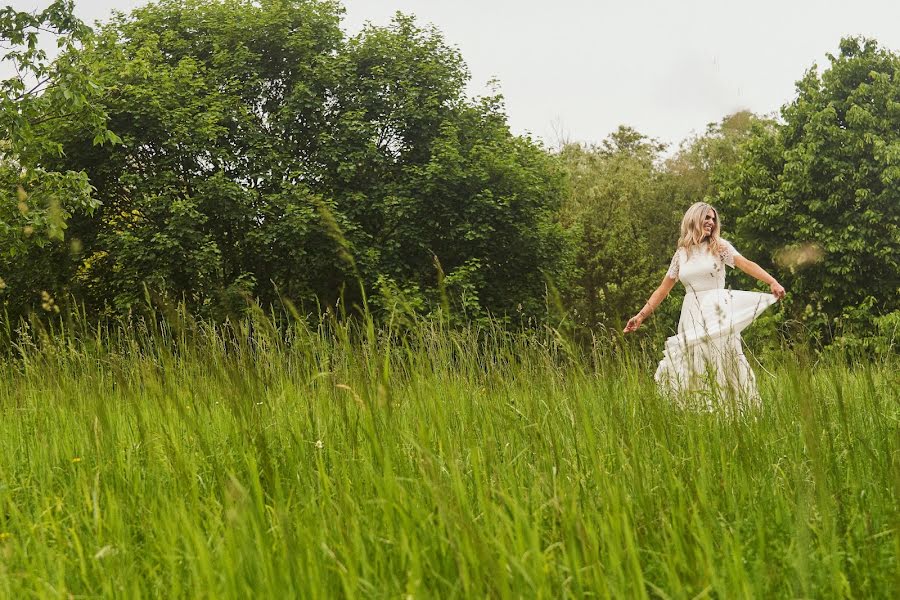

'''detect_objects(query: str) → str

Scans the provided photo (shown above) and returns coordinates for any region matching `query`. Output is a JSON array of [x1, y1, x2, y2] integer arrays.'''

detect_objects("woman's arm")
[[623, 275, 677, 333], [733, 255, 786, 299]]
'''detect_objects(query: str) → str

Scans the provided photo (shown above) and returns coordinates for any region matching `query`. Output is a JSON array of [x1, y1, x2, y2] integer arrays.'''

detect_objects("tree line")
[[2, 0, 898, 350]]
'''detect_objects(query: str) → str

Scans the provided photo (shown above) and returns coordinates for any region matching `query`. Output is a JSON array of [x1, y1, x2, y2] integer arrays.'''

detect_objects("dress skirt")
[[655, 289, 777, 406]]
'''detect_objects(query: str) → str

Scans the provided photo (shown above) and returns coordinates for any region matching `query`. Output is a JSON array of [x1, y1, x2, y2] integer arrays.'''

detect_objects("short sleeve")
[[666, 249, 681, 280], [719, 239, 741, 268]]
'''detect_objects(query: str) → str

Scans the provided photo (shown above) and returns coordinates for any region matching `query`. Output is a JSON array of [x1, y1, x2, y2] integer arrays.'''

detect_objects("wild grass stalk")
[[0, 305, 895, 597]]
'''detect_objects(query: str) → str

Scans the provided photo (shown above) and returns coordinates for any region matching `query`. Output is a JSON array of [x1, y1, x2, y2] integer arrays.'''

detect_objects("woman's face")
[[702, 209, 717, 238]]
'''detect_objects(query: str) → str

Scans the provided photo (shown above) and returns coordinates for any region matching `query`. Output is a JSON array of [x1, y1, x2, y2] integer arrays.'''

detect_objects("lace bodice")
[[666, 240, 740, 292]]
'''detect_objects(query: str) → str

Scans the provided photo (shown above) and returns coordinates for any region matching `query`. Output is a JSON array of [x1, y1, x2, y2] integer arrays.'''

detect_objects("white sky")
[[7, 0, 900, 149]]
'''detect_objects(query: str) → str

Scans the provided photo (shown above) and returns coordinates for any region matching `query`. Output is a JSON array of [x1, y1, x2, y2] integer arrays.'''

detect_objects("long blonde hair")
[[677, 202, 721, 255]]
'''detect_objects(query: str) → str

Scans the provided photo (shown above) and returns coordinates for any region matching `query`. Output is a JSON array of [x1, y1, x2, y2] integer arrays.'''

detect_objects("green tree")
[[0, 0, 114, 312], [558, 127, 677, 333], [718, 37, 900, 342], [23, 0, 567, 322], [41, 0, 347, 315], [663, 111, 776, 214]]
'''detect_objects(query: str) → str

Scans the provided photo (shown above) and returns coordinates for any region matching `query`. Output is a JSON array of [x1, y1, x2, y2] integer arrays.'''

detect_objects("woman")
[[624, 202, 786, 406]]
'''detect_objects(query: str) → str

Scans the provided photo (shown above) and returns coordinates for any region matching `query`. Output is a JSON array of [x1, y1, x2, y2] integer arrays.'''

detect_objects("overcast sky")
[[7, 0, 900, 149]]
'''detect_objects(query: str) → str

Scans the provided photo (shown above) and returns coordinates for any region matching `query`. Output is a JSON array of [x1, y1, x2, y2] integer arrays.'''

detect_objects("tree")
[[663, 111, 776, 215], [42, 0, 348, 315], [558, 127, 678, 333], [22, 0, 568, 322], [718, 37, 900, 342], [0, 0, 114, 312], [315, 14, 568, 318]]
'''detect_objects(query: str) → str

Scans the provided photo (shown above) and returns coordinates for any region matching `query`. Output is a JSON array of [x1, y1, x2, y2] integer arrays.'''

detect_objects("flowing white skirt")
[[655, 289, 777, 407]]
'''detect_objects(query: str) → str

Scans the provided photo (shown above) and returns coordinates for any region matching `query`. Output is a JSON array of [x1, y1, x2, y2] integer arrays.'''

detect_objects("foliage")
[[0, 0, 116, 309], [15, 0, 567, 323], [664, 110, 776, 213], [4, 1, 897, 353], [558, 127, 679, 335], [718, 37, 900, 342], [321, 16, 568, 320], [557, 116, 778, 340], [31, 0, 349, 318]]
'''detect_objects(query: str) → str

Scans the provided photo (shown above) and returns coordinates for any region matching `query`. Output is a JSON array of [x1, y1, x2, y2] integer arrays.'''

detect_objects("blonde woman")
[[624, 202, 786, 404]]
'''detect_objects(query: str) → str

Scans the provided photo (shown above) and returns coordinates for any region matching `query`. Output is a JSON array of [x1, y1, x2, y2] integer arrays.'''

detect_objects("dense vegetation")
[[1, 2, 898, 597], [716, 37, 900, 348], [2, 0, 898, 349], [3, 0, 568, 326]]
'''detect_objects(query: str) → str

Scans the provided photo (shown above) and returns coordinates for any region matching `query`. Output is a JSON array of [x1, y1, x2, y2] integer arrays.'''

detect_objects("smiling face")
[[702, 209, 717, 239], [679, 202, 721, 251]]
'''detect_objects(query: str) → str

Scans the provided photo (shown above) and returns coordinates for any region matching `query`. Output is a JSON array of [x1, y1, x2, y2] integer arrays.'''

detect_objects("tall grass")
[[0, 305, 896, 598]]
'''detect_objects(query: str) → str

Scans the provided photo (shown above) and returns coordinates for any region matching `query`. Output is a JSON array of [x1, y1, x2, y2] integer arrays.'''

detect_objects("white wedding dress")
[[654, 240, 776, 407]]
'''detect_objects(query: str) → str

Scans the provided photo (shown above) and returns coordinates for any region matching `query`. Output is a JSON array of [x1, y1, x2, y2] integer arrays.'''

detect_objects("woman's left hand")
[[770, 281, 786, 300]]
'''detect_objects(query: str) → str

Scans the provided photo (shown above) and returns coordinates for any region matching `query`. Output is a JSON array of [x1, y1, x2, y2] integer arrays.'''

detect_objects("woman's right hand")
[[623, 314, 643, 334]]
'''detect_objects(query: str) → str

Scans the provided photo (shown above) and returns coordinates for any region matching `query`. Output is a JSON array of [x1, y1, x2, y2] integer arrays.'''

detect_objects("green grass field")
[[0, 312, 896, 598]]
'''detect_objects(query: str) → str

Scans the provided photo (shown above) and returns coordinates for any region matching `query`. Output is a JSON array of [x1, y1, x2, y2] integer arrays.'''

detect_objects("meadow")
[[0, 308, 896, 598]]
